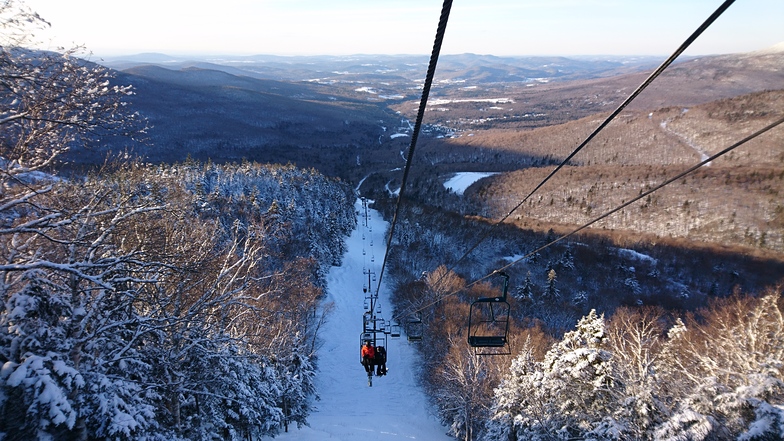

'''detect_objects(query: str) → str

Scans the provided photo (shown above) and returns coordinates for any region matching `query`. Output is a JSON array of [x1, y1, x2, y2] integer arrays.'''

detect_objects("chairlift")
[[406, 314, 424, 342], [364, 314, 386, 333], [467, 272, 511, 355], [362, 313, 370, 332], [359, 331, 389, 387], [390, 322, 402, 338]]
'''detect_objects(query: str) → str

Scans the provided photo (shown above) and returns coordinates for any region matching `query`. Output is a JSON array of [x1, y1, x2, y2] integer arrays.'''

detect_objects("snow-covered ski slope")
[[275, 198, 451, 440]]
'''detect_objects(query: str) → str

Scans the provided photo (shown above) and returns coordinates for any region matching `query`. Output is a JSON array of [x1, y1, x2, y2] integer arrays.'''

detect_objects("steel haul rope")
[[375, 0, 453, 297], [398, 114, 784, 319], [419, 0, 738, 305]]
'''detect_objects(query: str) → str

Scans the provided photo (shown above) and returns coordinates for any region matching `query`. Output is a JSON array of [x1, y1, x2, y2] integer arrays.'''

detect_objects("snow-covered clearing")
[[429, 98, 514, 105], [617, 248, 657, 264], [660, 115, 711, 165], [444, 172, 498, 195], [274, 198, 450, 441], [385, 180, 400, 197], [503, 254, 527, 263]]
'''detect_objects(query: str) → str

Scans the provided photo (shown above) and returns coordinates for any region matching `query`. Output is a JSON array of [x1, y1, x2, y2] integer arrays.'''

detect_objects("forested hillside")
[[372, 50, 784, 441], [384, 258, 784, 440], [0, 10, 356, 437], [0, 160, 355, 439], [463, 89, 784, 253]]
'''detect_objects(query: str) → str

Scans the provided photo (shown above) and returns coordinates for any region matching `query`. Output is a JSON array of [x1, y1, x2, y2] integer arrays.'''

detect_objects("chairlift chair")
[[390, 323, 402, 338], [406, 314, 424, 342], [359, 332, 388, 370], [467, 272, 511, 355]]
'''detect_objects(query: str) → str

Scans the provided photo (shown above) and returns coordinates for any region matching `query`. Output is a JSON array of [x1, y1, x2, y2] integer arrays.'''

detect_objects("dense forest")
[[374, 89, 784, 440], [377, 191, 784, 439], [371, 36, 784, 441], [0, 4, 356, 439]]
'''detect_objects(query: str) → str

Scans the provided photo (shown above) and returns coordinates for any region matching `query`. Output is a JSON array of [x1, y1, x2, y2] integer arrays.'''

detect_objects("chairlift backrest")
[[390, 323, 402, 338], [467, 272, 511, 353], [406, 315, 424, 342]]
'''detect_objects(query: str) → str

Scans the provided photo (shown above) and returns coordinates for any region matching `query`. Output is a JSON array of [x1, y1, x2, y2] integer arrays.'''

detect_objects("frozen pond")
[[444, 172, 498, 195]]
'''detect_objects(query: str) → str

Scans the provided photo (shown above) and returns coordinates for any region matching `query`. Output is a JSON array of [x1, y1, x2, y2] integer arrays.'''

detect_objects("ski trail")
[[274, 198, 450, 440], [356, 174, 370, 192], [660, 114, 712, 166]]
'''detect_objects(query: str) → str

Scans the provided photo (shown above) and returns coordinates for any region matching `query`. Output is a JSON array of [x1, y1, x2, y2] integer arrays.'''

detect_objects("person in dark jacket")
[[375, 345, 387, 376]]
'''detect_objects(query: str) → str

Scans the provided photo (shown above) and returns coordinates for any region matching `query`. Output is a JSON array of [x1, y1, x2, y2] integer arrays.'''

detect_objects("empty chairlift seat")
[[467, 272, 511, 355]]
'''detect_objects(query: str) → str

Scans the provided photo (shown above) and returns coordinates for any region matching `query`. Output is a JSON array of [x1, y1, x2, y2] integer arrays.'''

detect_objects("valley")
[[8, 41, 783, 440], [67, 49, 784, 303], [5, 0, 784, 437]]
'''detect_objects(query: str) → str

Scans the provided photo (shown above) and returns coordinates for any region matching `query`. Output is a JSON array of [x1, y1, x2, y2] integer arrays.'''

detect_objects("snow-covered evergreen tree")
[[514, 272, 535, 302], [558, 248, 575, 270], [0, 273, 83, 438], [276, 338, 317, 432], [542, 310, 616, 438], [542, 269, 560, 304], [484, 311, 621, 440], [483, 337, 553, 441]]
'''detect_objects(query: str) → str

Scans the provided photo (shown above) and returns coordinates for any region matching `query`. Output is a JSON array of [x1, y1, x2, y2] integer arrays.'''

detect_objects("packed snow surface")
[[274, 198, 450, 440], [617, 248, 658, 264], [444, 172, 498, 195]]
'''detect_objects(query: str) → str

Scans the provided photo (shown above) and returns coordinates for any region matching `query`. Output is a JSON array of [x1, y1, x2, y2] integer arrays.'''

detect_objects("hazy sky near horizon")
[[23, 0, 784, 57]]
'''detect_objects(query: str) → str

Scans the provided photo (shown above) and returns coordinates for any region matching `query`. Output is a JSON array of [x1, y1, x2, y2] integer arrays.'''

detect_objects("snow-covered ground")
[[274, 199, 451, 440], [659, 115, 711, 165], [444, 172, 498, 195]]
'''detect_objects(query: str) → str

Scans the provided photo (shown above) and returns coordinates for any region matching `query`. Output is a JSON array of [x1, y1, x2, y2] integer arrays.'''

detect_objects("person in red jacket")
[[361, 340, 375, 374]]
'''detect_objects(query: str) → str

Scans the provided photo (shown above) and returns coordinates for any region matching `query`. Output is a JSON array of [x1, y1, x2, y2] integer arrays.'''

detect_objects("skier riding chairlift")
[[374, 345, 387, 376], [361, 340, 375, 374]]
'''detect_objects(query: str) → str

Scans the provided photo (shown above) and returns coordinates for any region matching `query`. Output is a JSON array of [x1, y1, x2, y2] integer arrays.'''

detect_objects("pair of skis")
[[366, 369, 388, 387]]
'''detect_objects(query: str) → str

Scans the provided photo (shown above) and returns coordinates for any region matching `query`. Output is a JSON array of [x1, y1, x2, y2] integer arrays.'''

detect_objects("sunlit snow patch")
[[444, 172, 498, 195], [617, 248, 657, 265]]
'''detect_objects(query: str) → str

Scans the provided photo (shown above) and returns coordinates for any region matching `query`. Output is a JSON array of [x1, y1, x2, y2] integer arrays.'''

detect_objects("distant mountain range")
[[99, 53, 665, 84], [65, 49, 783, 182]]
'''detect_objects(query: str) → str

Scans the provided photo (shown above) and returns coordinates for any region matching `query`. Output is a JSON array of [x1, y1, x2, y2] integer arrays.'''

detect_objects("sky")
[[22, 0, 784, 58], [272, 197, 453, 441]]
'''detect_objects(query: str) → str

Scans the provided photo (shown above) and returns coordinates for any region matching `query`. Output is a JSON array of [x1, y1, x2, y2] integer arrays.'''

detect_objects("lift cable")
[[421, 0, 737, 299], [393, 114, 784, 322], [375, 0, 453, 298]]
